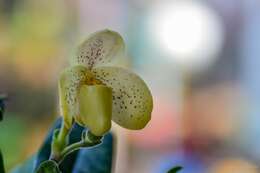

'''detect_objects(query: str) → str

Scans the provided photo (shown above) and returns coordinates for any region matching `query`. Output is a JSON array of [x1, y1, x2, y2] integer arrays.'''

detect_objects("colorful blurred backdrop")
[[1, 0, 260, 172]]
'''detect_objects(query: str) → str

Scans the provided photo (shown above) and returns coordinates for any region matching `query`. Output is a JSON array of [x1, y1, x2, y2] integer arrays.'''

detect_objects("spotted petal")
[[92, 67, 153, 130], [58, 65, 92, 128], [72, 29, 125, 69]]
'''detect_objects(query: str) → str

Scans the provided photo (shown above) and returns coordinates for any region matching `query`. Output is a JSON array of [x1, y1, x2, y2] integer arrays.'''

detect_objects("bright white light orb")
[[148, 1, 224, 71]]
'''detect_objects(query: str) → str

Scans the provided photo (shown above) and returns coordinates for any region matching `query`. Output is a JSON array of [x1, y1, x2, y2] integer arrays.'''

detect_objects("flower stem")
[[56, 136, 101, 164], [57, 121, 70, 145], [61, 141, 86, 157], [50, 121, 70, 162]]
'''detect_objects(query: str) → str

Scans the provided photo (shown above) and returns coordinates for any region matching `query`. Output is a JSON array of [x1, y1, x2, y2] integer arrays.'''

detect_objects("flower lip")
[[78, 84, 113, 136]]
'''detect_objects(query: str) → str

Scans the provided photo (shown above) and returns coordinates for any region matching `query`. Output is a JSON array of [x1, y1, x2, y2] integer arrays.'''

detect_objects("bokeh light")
[[147, 0, 224, 71]]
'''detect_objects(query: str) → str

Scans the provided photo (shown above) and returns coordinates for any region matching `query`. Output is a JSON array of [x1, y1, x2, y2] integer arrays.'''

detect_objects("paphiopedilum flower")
[[59, 29, 153, 136]]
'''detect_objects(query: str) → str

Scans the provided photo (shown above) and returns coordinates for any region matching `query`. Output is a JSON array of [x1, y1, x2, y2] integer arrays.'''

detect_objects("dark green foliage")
[[72, 133, 113, 173], [0, 94, 7, 122], [11, 118, 113, 173], [36, 161, 61, 173], [0, 150, 5, 173], [0, 94, 7, 173], [167, 166, 183, 173], [34, 118, 84, 173]]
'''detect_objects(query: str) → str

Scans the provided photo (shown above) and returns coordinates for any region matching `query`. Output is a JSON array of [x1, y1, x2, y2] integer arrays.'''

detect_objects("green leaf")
[[12, 118, 114, 173], [34, 118, 83, 173], [36, 160, 61, 173], [72, 133, 113, 173], [0, 150, 5, 173], [167, 166, 183, 173], [0, 94, 7, 122]]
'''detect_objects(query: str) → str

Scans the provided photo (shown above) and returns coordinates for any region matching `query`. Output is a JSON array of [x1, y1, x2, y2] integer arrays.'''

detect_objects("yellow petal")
[[92, 67, 153, 130], [58, 65, 91, 128], [72, 29, 125, 69], [78, 85, 112, 136]]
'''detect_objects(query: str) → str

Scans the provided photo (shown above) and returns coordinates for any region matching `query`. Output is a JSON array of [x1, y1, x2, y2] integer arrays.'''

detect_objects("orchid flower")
[[59, 29, 153, 136]]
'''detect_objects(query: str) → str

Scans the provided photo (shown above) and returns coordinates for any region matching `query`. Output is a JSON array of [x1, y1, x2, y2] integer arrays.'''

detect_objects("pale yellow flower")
[[59, 29, 153, 136]]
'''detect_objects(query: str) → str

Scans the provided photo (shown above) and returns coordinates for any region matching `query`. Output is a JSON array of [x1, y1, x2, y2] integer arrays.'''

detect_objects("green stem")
[[61, 141, 86, 156], [50, 121, 70, 162], [57, 121, 70, 145], [57, 138, 101, 164], [50, 119, 103, 163]]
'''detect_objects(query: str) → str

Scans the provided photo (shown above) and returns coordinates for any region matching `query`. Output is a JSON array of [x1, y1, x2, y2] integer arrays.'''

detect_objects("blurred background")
[[0, 0, 260, 172]]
